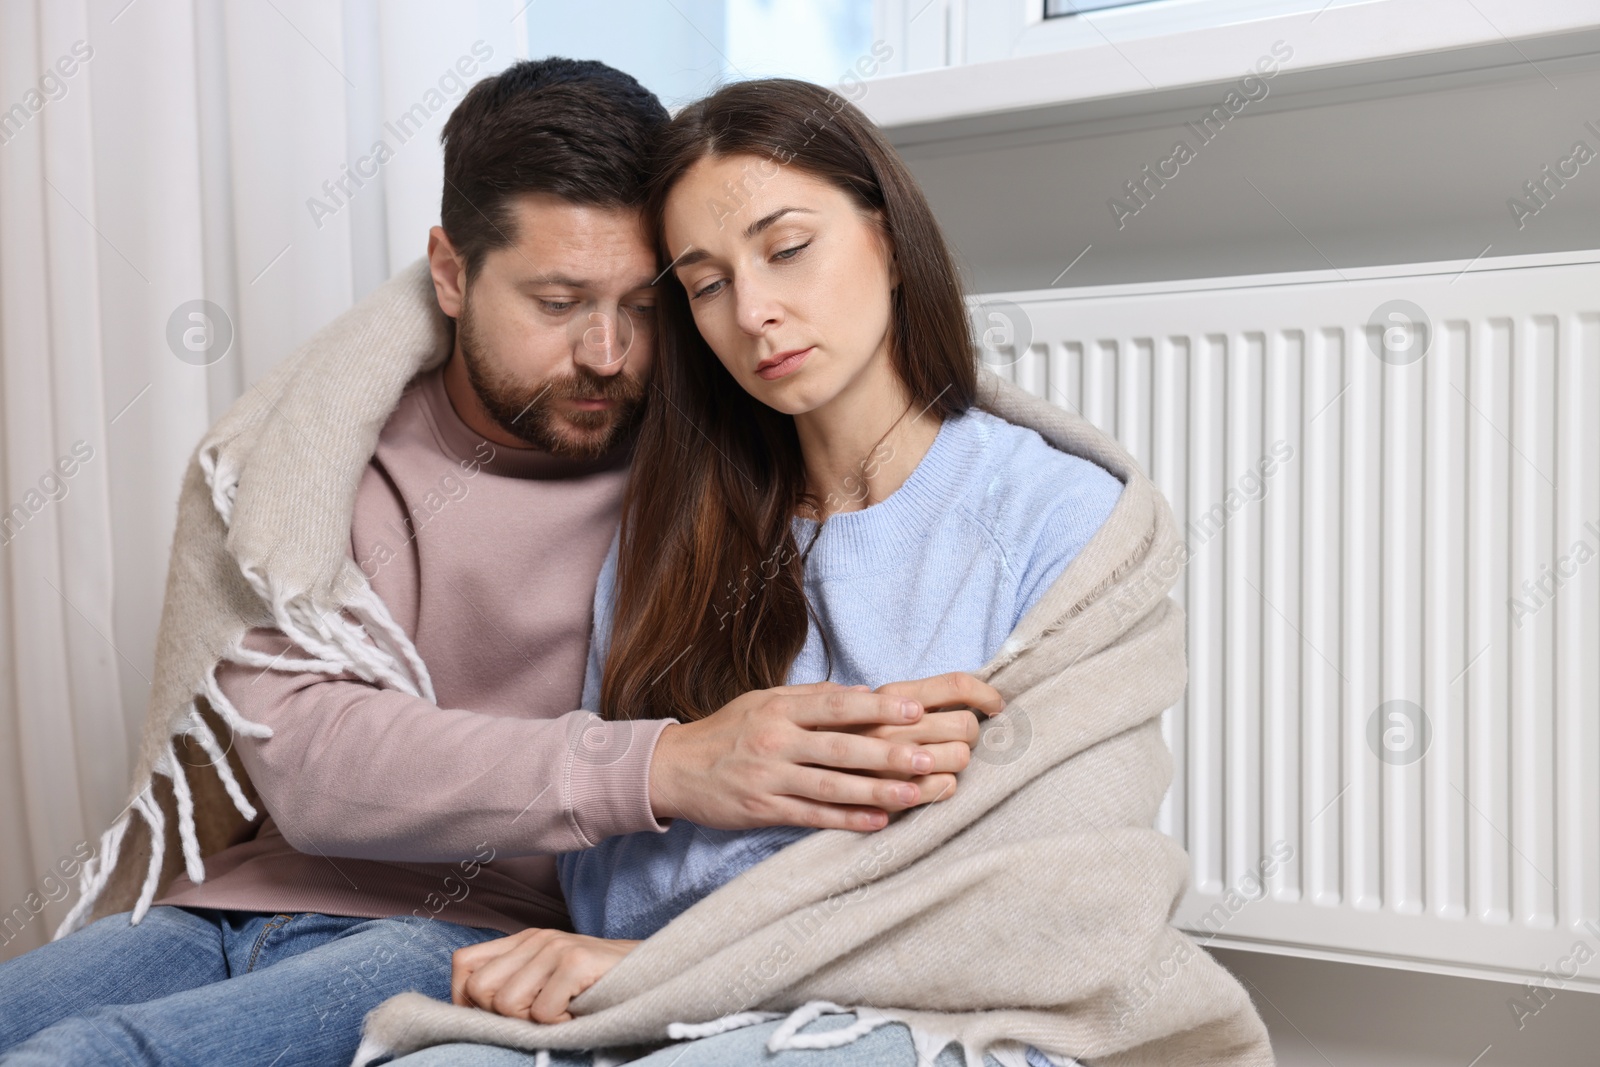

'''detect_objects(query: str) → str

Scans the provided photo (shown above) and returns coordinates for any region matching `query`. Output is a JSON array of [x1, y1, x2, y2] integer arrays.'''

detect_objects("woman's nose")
[[734, 282, 782, 336]]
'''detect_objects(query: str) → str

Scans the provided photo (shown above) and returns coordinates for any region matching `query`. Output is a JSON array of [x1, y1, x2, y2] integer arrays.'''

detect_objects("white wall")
[[864, 0, 1600, 291]]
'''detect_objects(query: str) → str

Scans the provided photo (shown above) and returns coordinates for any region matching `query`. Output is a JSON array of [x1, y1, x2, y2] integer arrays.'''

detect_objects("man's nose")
[[576, 311, 630, 376]]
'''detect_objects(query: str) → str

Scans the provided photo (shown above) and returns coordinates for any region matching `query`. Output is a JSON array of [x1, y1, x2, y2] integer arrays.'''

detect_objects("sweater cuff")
[[565, 715, 677, 847]]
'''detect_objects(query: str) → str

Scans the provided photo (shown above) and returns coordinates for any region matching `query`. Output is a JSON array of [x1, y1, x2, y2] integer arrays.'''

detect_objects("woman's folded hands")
[[451, 928, 642, 1024]]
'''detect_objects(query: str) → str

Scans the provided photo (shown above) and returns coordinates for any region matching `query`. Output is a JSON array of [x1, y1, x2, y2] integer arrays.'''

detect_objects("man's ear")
[[428, 227, 467, 318]]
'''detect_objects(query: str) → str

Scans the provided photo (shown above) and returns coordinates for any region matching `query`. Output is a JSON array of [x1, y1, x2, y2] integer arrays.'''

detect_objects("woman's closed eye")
[[689, 277, 727, 300], [687, 243, 811, 301]]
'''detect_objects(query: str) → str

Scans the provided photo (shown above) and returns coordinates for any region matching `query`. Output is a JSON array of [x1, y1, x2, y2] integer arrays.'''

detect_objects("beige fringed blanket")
[[56, 256, 1271, 1067], [348, 298, 1272, 1063]]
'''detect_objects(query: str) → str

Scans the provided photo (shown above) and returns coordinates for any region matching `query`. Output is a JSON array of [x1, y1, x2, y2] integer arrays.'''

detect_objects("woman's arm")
[[451, 928, 642, 1023]]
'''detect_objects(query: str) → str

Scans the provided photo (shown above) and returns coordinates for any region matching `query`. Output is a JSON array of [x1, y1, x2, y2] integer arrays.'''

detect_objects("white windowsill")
[[858, 0, 1600, 143]]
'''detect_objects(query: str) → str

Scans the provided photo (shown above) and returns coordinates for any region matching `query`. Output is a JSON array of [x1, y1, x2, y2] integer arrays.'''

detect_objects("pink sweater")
[[156, 364, 674, 935]]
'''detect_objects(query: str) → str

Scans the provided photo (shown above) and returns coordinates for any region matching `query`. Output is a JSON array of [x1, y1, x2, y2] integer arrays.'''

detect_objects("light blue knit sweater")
[[557, 406, 1123, 945]]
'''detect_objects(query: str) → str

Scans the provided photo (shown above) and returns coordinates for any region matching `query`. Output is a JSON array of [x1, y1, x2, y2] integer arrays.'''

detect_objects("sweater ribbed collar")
[[792, 407, 984, 579]]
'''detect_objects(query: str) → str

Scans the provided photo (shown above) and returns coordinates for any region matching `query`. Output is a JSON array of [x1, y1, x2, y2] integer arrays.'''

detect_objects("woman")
[[397, 78, 1123, 1066]]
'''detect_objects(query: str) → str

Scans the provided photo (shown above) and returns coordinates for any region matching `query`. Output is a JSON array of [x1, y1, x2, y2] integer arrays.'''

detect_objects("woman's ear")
[[871, 213, 900, 291]]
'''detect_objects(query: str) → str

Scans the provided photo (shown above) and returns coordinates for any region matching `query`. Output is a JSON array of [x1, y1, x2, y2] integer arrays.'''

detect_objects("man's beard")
[[456, 291, 647, 460]]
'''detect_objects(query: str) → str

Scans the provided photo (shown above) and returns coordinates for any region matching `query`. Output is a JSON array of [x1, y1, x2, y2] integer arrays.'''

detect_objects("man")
[[0, 58, 989, 1067]]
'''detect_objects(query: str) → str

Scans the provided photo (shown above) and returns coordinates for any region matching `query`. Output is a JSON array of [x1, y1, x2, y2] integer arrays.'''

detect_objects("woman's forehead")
[[664, 156, 844, 248]]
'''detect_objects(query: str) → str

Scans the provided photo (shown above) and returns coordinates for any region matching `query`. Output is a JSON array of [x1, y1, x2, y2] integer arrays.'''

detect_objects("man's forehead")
[[492, 194, 656, 290], [503, 191, 648, 240]]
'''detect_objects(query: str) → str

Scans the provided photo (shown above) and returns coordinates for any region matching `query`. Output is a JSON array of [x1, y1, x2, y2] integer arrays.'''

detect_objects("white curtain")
[[0, 0, 534, 961]]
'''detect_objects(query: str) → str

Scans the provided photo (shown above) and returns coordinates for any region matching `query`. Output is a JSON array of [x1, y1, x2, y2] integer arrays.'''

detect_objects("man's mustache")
[[526, 369, 645, 404]]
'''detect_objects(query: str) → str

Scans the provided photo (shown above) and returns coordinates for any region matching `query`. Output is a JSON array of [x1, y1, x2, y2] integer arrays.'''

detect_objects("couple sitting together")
[[0, 58, 1271, 1067]]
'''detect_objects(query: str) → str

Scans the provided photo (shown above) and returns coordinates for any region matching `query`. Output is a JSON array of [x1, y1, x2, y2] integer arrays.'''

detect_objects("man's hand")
[[649, 672, 1003, 833], [452, 928, 640, 1024]]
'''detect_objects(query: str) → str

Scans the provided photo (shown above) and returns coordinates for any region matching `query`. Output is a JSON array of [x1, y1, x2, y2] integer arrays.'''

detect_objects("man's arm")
[[221, 624, 675, 862], [226, 625, 993, 859]]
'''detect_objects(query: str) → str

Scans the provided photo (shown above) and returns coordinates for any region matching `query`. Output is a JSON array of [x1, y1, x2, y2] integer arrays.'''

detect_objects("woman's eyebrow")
[[743, 206, 816, 240], [667, 207, 820, 271]]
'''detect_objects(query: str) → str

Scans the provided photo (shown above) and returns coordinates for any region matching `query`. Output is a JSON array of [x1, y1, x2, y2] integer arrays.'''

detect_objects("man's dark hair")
[[440, 57, 669, 277]]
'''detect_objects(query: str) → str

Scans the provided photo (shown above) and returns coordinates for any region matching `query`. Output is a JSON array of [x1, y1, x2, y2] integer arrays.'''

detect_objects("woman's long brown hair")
[[599, 79, 977, 722]]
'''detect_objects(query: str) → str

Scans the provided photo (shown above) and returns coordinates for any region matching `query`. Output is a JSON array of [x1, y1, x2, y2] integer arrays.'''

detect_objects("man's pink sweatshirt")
[[156, 364, 674, 935]]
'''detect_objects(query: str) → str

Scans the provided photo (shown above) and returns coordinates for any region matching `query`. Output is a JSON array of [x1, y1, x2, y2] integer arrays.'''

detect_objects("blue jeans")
[[0, 905, 504, 1066], [390, 1011, 1032, 1066]]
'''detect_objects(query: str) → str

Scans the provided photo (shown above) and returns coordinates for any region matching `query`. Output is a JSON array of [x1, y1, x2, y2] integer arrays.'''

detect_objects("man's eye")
[[628, 304, 657, 316], [539, 300, 577, 312]]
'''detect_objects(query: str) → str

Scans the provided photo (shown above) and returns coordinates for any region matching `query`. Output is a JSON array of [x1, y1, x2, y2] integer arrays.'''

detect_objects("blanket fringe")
[[52, 801, 133, 939], [349, 1036, 389, 1067], [159, 744, 206, 886], [199, 656, 275, 740], [223, 641, 355, 677], [768, 1001, 897, 1049], [665, 1009, 784, 1040], [181, 704, 259, 822], [345, 576, 437, 704], [666, 1001, 1082, 1067], [897, 1020, 1063, 1067], [345, 1011, 1061, 1067], [237, 562, 433, 702], [56, 782, 168, 935], [128, 786, 168, 924], [204, 431, 432, 702], [56, 439, 437, 941], [50, 674, 275, 940], [198, 442, 240, 529]]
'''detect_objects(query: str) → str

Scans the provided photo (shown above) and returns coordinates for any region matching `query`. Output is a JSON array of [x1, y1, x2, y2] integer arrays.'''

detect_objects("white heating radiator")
[[977, 250, 1600, 991]]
